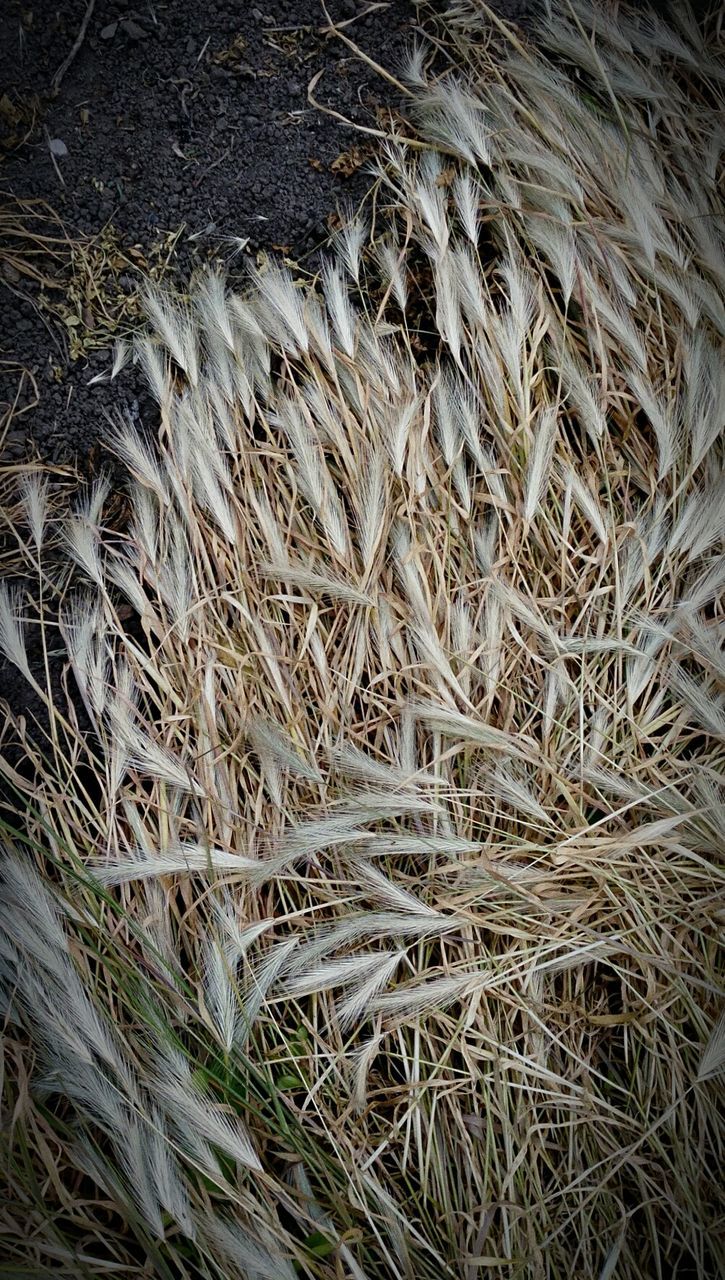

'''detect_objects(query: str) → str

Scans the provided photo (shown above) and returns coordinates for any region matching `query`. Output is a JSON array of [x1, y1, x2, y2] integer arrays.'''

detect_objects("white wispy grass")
[[152, 1045, 261, 1172], [524, 406, 558, 526], [20, 472, 50, 550], [143, 288, 199, 386], [260, 561, 372, 606], [89, 844, 260, 886], [199, 1213, 297, 1280], [0, 582, 33, 683], [3, 4, 724, 1277], [107, 671, 203, 794], [59, 592, 108, 719]]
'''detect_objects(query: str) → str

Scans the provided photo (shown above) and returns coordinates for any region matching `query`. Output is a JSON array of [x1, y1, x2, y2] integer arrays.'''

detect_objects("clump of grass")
[[1, 2, 723, 1276]]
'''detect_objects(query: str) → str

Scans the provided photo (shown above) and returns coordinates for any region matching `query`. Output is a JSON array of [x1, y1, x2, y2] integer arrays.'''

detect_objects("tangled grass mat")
[[1, 2, 723, 1276]]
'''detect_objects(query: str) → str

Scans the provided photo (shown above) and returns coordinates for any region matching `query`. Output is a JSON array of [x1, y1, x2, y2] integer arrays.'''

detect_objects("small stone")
[[122, 18, 147, 40]]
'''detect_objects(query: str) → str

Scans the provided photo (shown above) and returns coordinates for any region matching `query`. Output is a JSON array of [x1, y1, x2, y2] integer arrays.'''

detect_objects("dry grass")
[[1, 2, 723, 1276], [0, 192, 186, 365]]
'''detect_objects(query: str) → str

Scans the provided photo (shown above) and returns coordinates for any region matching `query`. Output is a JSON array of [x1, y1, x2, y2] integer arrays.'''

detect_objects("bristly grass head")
[[1, 3, 723, 1277]]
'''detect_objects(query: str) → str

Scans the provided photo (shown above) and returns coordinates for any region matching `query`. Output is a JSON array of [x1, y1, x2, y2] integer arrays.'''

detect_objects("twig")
[[307, 69, 460, 157], [43, 127, 66, 189], [266, 3, 388, 31], [52, 0, 96, 93], [192, 148, 232, 189], [320, 0, 414, 98], [471, 0, 533, 62], [328, 2, 391, 33]]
